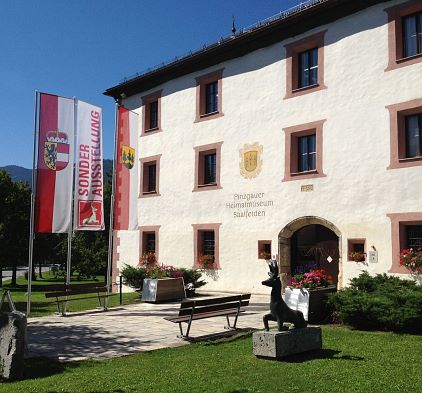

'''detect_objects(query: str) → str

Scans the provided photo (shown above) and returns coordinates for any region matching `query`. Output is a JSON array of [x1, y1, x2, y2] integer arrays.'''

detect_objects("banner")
[[74, 100, 105, 230], [114, 106, 139, 230], [35, 93, 74, 233]]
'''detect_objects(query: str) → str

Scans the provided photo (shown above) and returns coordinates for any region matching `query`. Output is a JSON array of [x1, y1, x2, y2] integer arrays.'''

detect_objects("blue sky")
[[0, 0, 301, 168]]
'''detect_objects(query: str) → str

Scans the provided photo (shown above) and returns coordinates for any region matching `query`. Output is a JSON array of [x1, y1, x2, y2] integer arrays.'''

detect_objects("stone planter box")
[[141, 277, 186, 303], [284, 286, 337, 323]]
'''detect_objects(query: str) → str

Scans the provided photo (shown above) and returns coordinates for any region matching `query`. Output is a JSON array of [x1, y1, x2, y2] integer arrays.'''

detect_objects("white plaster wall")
[[120, 0, 422, 293]]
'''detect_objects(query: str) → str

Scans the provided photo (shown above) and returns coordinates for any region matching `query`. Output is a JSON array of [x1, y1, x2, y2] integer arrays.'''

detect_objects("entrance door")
[[291, 224, 339, 285]]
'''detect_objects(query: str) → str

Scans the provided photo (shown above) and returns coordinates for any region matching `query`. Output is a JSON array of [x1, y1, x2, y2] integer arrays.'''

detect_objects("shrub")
[[327, 272, 422, 333], [120, 265, 147, 290], [120, 264, 206, 295]]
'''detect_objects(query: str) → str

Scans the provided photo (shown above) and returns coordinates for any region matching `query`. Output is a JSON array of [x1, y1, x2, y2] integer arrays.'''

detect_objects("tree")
[[0, 170, 31, 285]]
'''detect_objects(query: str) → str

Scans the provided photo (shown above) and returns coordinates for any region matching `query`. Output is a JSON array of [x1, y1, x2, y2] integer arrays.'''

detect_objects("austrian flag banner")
[[114, 106, 139, 231], [35, 93, 74, 233], [74, 101, 105, 231]]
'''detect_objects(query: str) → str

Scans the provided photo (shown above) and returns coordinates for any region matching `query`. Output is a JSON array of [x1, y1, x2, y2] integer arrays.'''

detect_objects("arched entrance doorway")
[[278, 217, 342, 287]]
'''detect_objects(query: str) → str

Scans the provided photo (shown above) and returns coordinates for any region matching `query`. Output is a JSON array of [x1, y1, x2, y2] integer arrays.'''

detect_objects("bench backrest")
[[178, 294, 251, 317], [45, 283, 107, 298]]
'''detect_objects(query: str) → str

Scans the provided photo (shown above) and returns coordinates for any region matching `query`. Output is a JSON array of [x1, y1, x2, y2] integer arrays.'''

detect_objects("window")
[[299, 48, 318, 88], [145, 163, 157, 192], [145, 232, 156, 253], [406, 225, 422, 249], [141, 90, 162, 136], [140, 155, 161, 197], [387, 213, 422, 273], [193, 142, 223, 192], [284, 30, 326, 99], [385, 1, 422, 71], [298, 134, 316, 172], [204, 152, 216, 184], [195, 69, 224, 122], [347, 239, 366, 262], [149, 100, 158, 130], [282, 120, 326, 181], [403, 12, 422, 57], [386, 98, 422, 169], [192, 223, 221, 269], [140, 226, 160, 260], [405, 114, 422, 158], [258, 240, 271, 260], [205, 81, 218, 114]]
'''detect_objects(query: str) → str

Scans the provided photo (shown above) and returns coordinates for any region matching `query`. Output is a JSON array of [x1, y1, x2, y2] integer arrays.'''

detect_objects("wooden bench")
[[164, 294, 251, 339], [44, 283, 108, 316]]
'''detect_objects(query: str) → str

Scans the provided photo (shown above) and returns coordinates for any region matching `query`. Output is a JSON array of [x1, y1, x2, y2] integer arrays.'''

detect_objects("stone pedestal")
[[253, 327, 322, 359], [0, 311, 27, 380]]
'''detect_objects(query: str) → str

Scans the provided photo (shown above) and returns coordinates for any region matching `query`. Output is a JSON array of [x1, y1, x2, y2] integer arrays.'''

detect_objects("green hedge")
[[327, 272, 422, 333]]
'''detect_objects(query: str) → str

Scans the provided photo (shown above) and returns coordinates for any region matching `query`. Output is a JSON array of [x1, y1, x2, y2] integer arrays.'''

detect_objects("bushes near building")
[[328, 272, 422, 333], [121, 264, 206, 295]]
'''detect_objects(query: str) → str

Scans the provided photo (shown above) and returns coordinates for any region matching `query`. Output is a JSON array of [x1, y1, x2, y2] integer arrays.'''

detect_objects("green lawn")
[[1, 272, 141, 317], [1, 327, 421, 393]]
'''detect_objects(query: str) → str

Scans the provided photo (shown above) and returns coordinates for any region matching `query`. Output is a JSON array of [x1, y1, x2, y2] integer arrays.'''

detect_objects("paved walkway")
[[27, 293, 270, 361]]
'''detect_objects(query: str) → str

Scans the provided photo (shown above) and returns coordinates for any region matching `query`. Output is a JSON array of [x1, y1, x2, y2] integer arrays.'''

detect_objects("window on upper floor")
[[386, 99, 422, 169], [282, 120, 326, 181], [405, 113, 422, 159], [284, 30, 326, 99], [385, 1, 422, 71], [403, 11, 422, 58], [195, 69, 224, 122], [298, 48, 318, 88], [193, 142, 223, 192], [298, 134, 316, 172], [140, 155, 161, 197], [205, 81, 218, 114], [141, 90, 162, 136]]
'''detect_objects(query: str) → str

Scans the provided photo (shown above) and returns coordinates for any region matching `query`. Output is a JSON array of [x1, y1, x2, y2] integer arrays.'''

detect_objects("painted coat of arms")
[[44, 131, 69, 171], [122, 145, 135, 169], [239, 142, 263, 179]]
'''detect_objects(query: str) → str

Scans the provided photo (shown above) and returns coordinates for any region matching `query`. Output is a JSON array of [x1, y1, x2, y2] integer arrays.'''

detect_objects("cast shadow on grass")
[[282, 348, 365, 363]]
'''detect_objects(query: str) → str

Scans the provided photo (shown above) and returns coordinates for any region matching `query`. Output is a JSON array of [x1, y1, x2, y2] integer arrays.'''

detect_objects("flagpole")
[[27, 91, 39, 317], [64, 97, 77, 314], [105, 101, 119, 309]]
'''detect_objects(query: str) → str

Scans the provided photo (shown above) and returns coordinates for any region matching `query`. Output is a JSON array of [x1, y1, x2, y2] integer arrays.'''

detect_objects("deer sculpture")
[[262, 259, 307, 331]]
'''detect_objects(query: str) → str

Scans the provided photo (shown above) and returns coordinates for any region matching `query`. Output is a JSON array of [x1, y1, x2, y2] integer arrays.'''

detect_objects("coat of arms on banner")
[[122, 145, 135, 169], [44, 131, 69, 171], [79, 201, 102, 228], [239, 143, 263, 179]]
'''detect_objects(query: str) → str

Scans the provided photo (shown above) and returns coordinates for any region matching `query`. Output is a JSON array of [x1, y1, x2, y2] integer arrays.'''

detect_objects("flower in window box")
[[259, 251, 271, 260], [198, 254, 214, 269], [288, 269, 333, 289], [139, 252, 157, 267], [400, 248, 422, 275], [349, 251, 366, 262]]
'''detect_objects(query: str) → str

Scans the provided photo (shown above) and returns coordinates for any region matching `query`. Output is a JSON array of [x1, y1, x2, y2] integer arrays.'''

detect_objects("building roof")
[[104, 0, 386, 100]]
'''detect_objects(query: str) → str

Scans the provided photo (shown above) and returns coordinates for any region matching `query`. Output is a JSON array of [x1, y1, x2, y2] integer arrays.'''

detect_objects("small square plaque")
[[301, 184, 314, 192]]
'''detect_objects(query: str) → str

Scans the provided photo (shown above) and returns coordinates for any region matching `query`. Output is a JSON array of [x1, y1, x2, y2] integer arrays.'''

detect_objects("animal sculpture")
[[262, 260, 307, 331]]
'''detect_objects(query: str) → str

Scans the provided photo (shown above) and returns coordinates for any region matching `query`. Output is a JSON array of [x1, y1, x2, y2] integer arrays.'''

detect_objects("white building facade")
[[105, 0, 422, 294]]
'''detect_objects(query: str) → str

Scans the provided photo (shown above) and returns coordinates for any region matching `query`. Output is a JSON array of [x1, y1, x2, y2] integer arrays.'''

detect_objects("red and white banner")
[[114, 106, 139, 230], [74, 100, 105, 230], [35, 93, 74, 233]]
